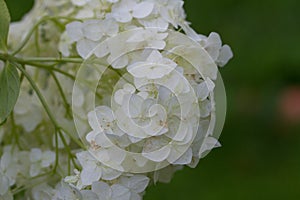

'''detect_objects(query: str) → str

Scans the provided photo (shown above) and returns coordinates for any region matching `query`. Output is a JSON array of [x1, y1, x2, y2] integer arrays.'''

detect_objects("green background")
[[5, 0, 300, 199]]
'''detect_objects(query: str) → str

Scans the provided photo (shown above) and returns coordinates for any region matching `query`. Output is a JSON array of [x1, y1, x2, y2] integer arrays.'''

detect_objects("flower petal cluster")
[[1, 0, 233, 199]]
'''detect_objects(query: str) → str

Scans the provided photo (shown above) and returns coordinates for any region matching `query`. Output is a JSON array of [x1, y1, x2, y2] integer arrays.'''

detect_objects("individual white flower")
[[199, 136, 221, 158], [126, 29, 168, 50], [153, 164, 183, 184], [114, 83, 136, 105], [168, 45, 219, 80], [31, 183, 55, 200], [58, 32, 73, 57], [29, 148, 55, 177], [114, 93, 168, 139], [87, 106, 115, 133], [141, 133, 193, 164], [127, 50, 177, 79], [66, 18, 119, 58], [0, 148, 20, 194], [0, 172, 10, 196], [110, 0, 154, 23], [138, 16, 169, 32], [201, 32, 222, 61], [53, 182, 82, 200], [155, 0, 185, 28], [82, 181, 131, 200], [119, 175, 150, 199], [133, 66, 190, 97], [199, 99, 212, 118], [192, 78, 215, 101], [80, 190, 99, 200], [216, 44, 233, 67], [76, 151, 122, 187], [199, 32, 233, 66], [76, 151, 104, 187]]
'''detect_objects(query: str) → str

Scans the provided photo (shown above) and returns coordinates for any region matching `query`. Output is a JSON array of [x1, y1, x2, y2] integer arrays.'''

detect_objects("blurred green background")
[[5, 0, 300, 199]]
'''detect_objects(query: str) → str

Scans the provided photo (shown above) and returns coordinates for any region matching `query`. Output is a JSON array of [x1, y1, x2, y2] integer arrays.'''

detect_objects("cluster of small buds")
[[0, 0, 232, 199]]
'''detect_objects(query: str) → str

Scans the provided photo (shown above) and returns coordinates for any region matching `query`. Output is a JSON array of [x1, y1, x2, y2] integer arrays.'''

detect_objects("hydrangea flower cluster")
[[0, 0, 232, 199]]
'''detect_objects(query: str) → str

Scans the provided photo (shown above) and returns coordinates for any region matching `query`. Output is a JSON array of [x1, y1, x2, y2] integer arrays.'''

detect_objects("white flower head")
[[127, 50, 177, 79], [110, 0, 154, 23], [29, 148, 55, 177]]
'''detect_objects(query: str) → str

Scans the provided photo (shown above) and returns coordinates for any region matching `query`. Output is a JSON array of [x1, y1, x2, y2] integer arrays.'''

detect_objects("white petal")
[[130, 193, 142, 200], [132, 2, 154, 19], [148, 40, 166, 50], [66, 22, 83, 42], [120, 175, 150, 193], [76, 39, 97, 59], [41, 151, 55, 167], [87, 111, 102, 131], [142, 146, 171, 162], [171, 148, 193, 165], [199, 137, 221, 157], [81, 168, 102, 186], [101, 167, 122, 181], [30, 163, 41, 177], [94, 42, 109, 58], [92, 181, 111, 199], [30, 148, 42, 162], [205, 32, 222, 60], [139, 18, 169, 31], [195, 82, 210, 100], [102, 18, 119, 36], [199, 99, 212, 118], [81, 190, 99, 200], [0, 176, 10, 195], [83, 20, 103, 41], [111, 184, 131, 200], [110, 55, 129, 69], [216, 44, 233, 67], [112, 10, 132, 23]]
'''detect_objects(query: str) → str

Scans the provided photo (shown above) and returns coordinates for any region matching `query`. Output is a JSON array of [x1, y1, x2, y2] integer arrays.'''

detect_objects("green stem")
[[58, 130, 79, 169], [0, 53, 77, 79], [11, 171, 53, 195], [14, 63, 59, 127], [19, 57, 83, 64], [50, 71, 72, 118], [15, 62, 85, 150], [53, 128, 59, 173]]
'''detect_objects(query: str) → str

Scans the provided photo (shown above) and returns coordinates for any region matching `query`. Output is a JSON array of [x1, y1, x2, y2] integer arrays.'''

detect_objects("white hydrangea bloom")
[[199, 32, 233, 66], [29, 148, 55, 177], [31, 183, 55, 200], [76, 151, 123, 187], [127, 50, 177, 79], [1, 0, 233, 198], [0, 148, 20, 195], [110, 0, 154, 23], [66, 18, 119, 58]]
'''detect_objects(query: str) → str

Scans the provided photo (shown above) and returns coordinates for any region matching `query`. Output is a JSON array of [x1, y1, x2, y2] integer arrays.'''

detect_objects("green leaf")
[[0, 0, 11, 51], [0, 62, 20, 123]]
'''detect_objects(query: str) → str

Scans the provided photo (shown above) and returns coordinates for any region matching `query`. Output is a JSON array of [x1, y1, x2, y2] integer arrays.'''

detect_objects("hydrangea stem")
[[49, 71, 72, 118], [13, 63, 85, 149]]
